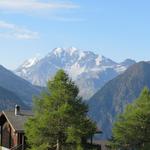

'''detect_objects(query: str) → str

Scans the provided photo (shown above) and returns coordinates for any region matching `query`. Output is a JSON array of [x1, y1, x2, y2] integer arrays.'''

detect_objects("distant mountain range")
[[15, 47, 135, 99], [88, 61, 150, 139], [0, 65, 41, 110]]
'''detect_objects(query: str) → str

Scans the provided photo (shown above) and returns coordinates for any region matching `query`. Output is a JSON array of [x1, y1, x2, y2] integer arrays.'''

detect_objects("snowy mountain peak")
[[15, 47, 136, 100], [52, 47, 64, 56], [21, 57, 39, 69], [68, 47, 78, 54], [95, 55, 105, 65], [51, 47, 79, 57]]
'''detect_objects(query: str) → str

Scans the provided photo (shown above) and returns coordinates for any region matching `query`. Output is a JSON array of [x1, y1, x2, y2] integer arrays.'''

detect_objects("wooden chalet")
[[0, 105, 33, 150]]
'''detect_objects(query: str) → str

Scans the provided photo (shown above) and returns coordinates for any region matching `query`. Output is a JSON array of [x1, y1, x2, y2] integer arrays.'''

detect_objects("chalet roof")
[[0, 110, 33, 133], [0, 109, 102, 134]]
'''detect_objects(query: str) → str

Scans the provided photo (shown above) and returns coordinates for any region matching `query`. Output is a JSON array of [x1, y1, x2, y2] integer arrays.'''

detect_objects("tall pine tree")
[[25, 70, 96, 150]]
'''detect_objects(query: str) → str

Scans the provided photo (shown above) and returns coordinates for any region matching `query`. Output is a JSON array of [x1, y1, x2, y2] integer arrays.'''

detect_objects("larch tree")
[[110, 87, 150, 150], [25, 70, 96, 150]]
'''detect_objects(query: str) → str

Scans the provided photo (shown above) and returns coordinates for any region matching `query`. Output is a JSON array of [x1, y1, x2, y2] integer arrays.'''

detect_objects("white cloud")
[[0, 21, 39, 40], [0, 0, 81, 22], [0, 0, 79, 12]]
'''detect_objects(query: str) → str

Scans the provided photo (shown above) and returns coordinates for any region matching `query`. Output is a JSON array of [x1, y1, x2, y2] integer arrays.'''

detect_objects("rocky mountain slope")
[[88, 61, 150, 139], [15, 47, 135, 99]]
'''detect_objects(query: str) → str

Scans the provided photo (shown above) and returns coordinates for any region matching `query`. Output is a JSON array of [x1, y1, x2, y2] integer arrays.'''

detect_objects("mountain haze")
[[0, 85, 28, 110], [88, 61, 150, 139], [0, 65, 41, 107]]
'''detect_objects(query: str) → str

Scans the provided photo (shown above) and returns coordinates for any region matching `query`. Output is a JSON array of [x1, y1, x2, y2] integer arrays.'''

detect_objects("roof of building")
[[93, 140, 109, 150], [0, 110, 33, 133]]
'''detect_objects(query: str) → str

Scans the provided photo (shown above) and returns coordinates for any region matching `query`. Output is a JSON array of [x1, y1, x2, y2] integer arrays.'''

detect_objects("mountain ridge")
[[0, 65, 41, 107], [15, 47, 136, 99], [0, 85, 28, 110]]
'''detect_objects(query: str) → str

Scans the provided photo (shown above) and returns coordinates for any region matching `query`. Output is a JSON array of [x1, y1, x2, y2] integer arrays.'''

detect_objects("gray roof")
[[2, 110, 33, 133]]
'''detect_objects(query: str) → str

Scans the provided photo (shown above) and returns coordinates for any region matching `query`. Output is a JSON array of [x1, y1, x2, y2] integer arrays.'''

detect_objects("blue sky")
[[0, 0, 150, 69]]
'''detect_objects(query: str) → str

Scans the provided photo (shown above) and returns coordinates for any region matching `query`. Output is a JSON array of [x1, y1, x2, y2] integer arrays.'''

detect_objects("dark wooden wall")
[[2, 121, 17, 148]]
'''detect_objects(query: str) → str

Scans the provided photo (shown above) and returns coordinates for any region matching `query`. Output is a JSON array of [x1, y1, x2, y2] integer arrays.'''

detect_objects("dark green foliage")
[[25, 70, 96, 150], [88, 61, 150, 139], [110, 87, 150, 150]]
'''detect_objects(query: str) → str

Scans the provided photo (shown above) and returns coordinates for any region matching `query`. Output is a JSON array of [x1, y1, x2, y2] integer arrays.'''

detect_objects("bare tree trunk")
[[56, 139, 59, 150]]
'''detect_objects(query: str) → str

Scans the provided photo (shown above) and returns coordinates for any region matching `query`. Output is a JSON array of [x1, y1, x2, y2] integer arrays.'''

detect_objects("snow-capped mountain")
[[15, 47, 136, 99], [22, 57, 39, 69]]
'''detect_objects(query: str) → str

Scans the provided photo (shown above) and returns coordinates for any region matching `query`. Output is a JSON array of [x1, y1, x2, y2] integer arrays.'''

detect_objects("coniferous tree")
[[25, 70, 96, 150], [110, 87, 150, 150]]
